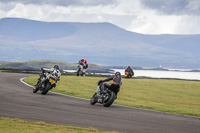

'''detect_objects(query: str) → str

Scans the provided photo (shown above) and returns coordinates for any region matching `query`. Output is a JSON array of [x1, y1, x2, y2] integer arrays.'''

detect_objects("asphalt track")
[[0, 72, 200, 133]]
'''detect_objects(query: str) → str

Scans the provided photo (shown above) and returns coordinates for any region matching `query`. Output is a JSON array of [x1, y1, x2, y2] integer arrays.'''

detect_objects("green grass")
[[0, 117, 120, 133], [24, 75, 200, 117]]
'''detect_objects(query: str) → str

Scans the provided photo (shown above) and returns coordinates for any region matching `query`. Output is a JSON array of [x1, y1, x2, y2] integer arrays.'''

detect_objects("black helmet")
[[54, 65, 59, 70], [115, 72, 121, 76]]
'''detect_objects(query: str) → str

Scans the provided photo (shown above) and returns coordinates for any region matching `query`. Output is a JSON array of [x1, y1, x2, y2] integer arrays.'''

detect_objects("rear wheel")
[[90, 93, 97, 105], [41, 82, 52, 95], [103, 91, 116, 107]]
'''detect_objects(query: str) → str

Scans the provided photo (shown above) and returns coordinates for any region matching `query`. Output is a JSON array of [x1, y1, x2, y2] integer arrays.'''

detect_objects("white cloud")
[[0, 0, 200, 34], [0, 0, 119, 7], [7, 3, 28, 17], [127, 9, 182, 34], [174, 15, 200, 34]]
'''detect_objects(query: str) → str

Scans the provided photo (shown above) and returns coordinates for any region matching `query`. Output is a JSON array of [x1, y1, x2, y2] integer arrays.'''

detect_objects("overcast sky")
[[0, 0, 200, 35]]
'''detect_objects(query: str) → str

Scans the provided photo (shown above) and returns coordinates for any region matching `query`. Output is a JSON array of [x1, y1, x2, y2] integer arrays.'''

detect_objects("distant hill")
[[0, 60, 112, 73], [0, 17, 200, 68], [0, 60, 76, 70]]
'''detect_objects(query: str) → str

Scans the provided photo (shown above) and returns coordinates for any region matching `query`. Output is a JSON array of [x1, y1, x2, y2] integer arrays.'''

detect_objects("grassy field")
[[24, 75, 200, 117], [0, 117, 119, 133]]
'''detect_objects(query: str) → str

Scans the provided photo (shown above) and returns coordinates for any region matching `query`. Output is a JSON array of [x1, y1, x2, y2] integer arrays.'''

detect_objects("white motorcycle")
[[77, 64, 86, 76], [33, 69, 60, 95]]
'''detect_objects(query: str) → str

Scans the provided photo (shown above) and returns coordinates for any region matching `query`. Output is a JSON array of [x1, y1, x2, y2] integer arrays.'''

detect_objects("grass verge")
[[24, 75, 200, 117], [0, 117, 119, 133]]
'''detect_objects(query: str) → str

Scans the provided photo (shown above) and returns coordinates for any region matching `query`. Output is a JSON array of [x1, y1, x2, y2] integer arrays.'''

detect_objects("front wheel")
[[90, 93, 97, 105], [33, 86, 39, 93], [77, 69, 81, 76], [41, 82, 52, 95], [103, 91, 116, 107]]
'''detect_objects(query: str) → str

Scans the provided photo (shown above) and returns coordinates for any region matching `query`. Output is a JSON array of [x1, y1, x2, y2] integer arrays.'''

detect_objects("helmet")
[[54, 65, 59, 70], [115, 72, 121, 76]]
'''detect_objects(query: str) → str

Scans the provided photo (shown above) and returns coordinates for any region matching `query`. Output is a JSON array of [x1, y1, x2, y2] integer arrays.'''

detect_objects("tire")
[[79, 70, 83, 76], [103, 91, 116, 107], [33, 86, 39, 93], [77, 70, 79, 76], [90, 93, 97, 105], [77, 69, 81, 76], [41, 82, 52, 95]]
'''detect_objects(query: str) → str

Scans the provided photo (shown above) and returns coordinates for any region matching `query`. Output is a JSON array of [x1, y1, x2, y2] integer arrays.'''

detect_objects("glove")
[[98, 80, 103, 86]]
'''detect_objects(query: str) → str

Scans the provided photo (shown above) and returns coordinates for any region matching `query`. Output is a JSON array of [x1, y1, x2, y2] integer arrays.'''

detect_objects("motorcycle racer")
[[36, 65, 61, 87], [78, 58, 88, 70], [125, 66, 134, 78], [97, 72, 122, 99]]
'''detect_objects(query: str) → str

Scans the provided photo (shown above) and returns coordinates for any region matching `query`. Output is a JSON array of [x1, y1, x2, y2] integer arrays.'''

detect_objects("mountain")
[[0, 60, 113, 73], [0, 17, 200, 69]]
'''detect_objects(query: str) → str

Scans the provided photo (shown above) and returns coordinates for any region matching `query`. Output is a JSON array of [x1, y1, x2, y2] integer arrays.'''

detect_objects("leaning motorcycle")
[[33, 73, 58, 95], [77, 64, 86, 76], [90, 84, 117, 107], [124, 71, 133, 78]]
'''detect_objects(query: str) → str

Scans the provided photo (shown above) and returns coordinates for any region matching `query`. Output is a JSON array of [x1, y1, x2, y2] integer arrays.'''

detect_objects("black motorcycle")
[[125, 71, 134, 78], [33, 72, 58, 95], [90, 84, 117, 107]]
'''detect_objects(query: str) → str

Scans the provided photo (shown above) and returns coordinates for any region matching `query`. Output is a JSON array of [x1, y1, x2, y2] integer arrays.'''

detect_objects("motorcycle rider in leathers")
[[125, 66, 134, 78], [97, 72, 122, 99], [36, 65, 61, 87], [78, 58, 88, 70]]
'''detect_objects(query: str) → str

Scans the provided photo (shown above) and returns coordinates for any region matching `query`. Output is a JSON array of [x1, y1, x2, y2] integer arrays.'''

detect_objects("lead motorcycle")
[[33, 72, 59, 95], [90, 84, 117, 107], [77, 64, 86, 76]]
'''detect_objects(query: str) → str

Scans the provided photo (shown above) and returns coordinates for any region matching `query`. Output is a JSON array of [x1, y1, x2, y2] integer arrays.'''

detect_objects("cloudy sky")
[[0, 0, 200, 35]]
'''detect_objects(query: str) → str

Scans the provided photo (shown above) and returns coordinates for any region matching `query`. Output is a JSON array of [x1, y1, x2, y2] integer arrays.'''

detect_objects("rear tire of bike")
[[90, 93, 97, 105], [41, 82, 52, 95], [103, 92, 116, 107]]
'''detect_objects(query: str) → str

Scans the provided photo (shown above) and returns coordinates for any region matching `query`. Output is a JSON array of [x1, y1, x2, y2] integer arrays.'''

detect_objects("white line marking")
[[20, 77, 89, 101], [20, 77, 200, 119], [20, 78, 34, 88]]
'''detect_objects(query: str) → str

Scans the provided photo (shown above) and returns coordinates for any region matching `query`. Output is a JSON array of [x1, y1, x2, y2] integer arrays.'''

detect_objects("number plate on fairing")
[[49, 78, 55, 84]]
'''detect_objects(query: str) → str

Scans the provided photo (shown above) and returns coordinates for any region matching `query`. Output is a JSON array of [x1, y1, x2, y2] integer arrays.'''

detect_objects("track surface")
[[0, 72, 200, 133]]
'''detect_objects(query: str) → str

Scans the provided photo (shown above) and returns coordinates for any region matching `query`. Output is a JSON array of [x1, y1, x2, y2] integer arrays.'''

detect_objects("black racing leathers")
[[102, 75, 122, 86], [100, 75, 122, 96], [79, 59, 88, 69], [125, 67, 134, 76]]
